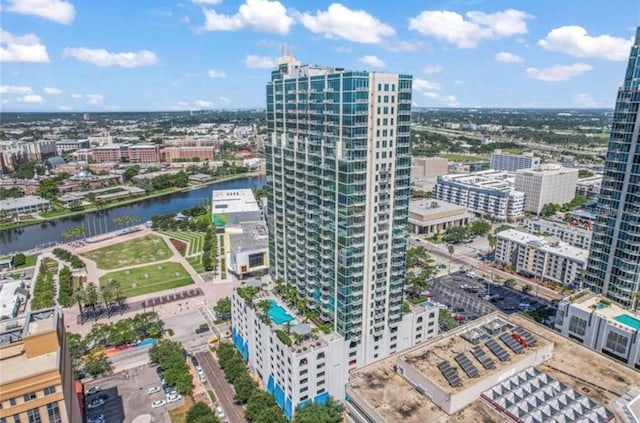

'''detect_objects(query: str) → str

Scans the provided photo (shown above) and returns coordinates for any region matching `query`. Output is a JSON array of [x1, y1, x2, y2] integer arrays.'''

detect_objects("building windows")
[[568, 316, 587, 336], [14, 416, 22, 423], [43, 387, 56, 395], [46, 403, 61, 423], [605, 331, 629, 355], [9, 399, 16, 406], [23, 393, 36, 402], [317, 388, 325, 395], [26, 408, 41, 423]]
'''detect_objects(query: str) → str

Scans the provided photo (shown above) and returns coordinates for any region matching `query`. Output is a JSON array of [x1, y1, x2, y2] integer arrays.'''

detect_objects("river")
[[0, 176, 265, 254]]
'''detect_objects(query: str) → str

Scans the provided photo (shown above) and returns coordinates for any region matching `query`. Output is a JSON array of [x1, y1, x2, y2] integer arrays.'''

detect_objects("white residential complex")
[[524, 219, 592, 249], [434, 170, 525, 221], [555, 291, 640, 368], [231, 284, 439, 419], [490, 150, 540, 172], [495, 229, 587, 285], [514, 165, 579, 214]]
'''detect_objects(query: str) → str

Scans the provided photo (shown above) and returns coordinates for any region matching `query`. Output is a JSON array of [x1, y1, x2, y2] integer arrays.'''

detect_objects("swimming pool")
[[614, 314, 640, 330], [268, 299, 294, 325]]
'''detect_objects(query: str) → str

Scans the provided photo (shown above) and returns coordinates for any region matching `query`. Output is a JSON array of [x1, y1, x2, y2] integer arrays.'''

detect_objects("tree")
[[444, 226, 467, 244], [84, 347, 111, 377], [214, 297, 231, 321], [246, 391, 277, 422], [100, 283, 114, 317], [447, 245, 455, 274], [84, 282, 100, 319], [35, 178, 60, 200], [469, 219, 491, 236], [292, 398, 344, 423], [72, 286, 86, 321], [540, 203, 558, 217], [67, 333, 87, 369], [487, 233, 497, 255], [123, 166, 140, 181], [406, 246, 429, 268], [233, 372, 257, 404], [186, 401, 219, 423], [12, 253, 26, 267]]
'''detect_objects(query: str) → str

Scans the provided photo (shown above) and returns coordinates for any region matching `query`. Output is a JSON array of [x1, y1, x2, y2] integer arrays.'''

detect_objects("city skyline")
[[1, 0, 638, 112]]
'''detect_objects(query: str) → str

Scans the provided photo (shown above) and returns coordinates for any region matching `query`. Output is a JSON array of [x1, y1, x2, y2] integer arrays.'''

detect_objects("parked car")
[[190, 356, 199, 367], [87, 399, 105, 410], [87, 414, 104, 423], [167, 394, 182, 403], [87, 386, 101, 395], [148, 386, 161, 394], [151, 400, 166, 409], [155, 366, 164, 375]]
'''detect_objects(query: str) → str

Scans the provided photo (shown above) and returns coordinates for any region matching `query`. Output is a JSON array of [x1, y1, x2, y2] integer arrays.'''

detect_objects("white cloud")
[[177, 101, 190, 108], [358, 55, 385, 68], [207, 69, 227, 78], [454, 80, 464, 85], [59, 105, 72, 111], [301, 3, 394, 44], [22, 94, 44, 103], [244, 54, 277, 68], [203, 0, 293, 34], [191, 0, 222, 4], [86, 94, 104, 104], [194, 100, 214, 108], [538, 26, 633, 61], [0, 85, 34, 94], [495, 51, 524, 63], [525, 63, 592, 82], [576, 93, 597, 107], [6, 0, 75, 24], [382, 40, 423, 52], [219, 96, 231, 103], [44, 87, 62, 95], [409, 9, 532, 48], [413, 78, 442, 92], [62, 48, 159, 67], [70, 93, 83, 99], [422, 64, 444, 74], [0, 29, 50, 63]]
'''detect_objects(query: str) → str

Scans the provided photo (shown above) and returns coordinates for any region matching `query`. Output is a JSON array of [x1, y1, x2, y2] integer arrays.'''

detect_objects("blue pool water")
[[614, 314, 640, 330], [268, 299, 294, 325]]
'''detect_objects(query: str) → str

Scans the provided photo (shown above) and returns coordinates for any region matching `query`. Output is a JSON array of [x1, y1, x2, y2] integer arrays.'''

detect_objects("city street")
[[196, 351, 246, 423]]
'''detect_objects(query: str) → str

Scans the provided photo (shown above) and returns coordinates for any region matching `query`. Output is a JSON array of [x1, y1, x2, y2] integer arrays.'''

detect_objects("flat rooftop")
[[568, 292, 640, 331], [439, 170, 517, 192], [229, 221, 268, 253], [0, 195, 49, 211], [499, 229, 588, 261], [347, 312, 639, 423], [409, 199, 468, 216], [212, 189, 260, 214]]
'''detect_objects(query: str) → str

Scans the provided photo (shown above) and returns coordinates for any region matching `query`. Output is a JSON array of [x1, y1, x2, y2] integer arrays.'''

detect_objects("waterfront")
[[0, 176, 265, 254]]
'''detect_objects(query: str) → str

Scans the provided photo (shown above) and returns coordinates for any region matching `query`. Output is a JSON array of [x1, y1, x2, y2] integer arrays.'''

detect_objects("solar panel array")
[[471, 346, 496, 370], [500, 333, 525, 354], [438, 361, 462, 387], [454, 352, 480, 378], [486, 339, 511, 361], [514, 327, 538, 347]]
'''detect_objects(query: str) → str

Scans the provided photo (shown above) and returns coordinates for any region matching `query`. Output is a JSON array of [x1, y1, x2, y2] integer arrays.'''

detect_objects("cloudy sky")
[[1, 0, 638, 111]]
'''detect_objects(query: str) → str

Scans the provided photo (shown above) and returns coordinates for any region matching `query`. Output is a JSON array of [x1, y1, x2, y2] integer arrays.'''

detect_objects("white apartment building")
[[524, 219, 592, 249], [495, 229, 587, 285], [490, 150, 540, 172], [555, 291, 640, 368], [514, 165, 579, 214], [231, 284, 439, 419], [575, 175, 603, 199], [435, 170, 526, 221]]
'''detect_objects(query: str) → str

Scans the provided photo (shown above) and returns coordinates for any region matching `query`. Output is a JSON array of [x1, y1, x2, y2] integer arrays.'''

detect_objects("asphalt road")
[[411, 238, 563, 301], [196, 351, 246, 423]]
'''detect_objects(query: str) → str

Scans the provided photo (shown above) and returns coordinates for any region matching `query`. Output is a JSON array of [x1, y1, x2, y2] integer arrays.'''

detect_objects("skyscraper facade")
[[583, 27, 640, 309], [264, 53, 412, 360]]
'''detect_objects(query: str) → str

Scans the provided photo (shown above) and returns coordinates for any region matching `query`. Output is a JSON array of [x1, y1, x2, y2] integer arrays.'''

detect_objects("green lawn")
[[162, 231, 206, 256], [438, 153, 487, 163], [99, 262, 194, 298], [83, 234, 172, 270]]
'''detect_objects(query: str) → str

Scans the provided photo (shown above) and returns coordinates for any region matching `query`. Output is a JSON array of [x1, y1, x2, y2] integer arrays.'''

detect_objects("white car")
[[151, 400, 166, 409], [87, 415, 104, 423], [87, 386, 101, 395], [196, 366, 204, 375], [147, 386, 161, 394], [167, 394, 182, 403], [216, 406, 225, 417]]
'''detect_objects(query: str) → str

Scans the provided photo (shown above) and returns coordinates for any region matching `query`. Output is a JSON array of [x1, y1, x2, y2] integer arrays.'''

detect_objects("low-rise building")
[[408, 199, 474, 235], [0, 308, 82, 423], [495, 229, 587, 285], [0, 195, 51, 215], [55, 139, 89, 155], [128, 144, 160, 164], [232, 283, 439, 419], [0, 279, 28, 319], [555, 291, 639, 369], [92, 144, 124, 163], [490, 150, 540, 172], [346, 312, 632, 423], [514, 165, 579, 214], [576, 175, 603, 199], [411, 157, 448, 179], [435, 170, 525, 221], [228, 222, 269, 278], [165, 146, 216, 163], [211, 189, 262, 230], [524, 218, 592, 249]]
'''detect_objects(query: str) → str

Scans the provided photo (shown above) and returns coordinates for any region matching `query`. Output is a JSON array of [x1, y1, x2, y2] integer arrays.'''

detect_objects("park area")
[[99, 262, 193, 298], [82, 234, 172, 269], [162, 231, 207, 273]]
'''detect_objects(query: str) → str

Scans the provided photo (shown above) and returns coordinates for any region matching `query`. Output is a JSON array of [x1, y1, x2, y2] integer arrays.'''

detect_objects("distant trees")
[[213, 297, 231, 322], [12, 253, 26, 267], [149, 339, 193, 395], [84, 347, 111, 377], [292, 398, 344, 423], [0, 187, 24, 199], [36, 178, 60, 200], [202, 228, 218, 272], [186, 402, 220, 423], [62, 225, 86, 241]]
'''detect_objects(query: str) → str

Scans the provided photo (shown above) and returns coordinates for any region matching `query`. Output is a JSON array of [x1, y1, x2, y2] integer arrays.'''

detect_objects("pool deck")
[[568, 292, 640, 331], [267, 298, 295, 325], [614, 314, 640, 330]]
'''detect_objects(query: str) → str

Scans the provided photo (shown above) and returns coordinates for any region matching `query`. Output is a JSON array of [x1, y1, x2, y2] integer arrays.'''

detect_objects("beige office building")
[[514, 165, 579, 214]]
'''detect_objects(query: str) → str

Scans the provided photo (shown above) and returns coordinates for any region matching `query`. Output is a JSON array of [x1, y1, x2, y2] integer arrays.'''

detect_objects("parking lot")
[[427, 271, 553, 325], [85, 364, 184, 423]]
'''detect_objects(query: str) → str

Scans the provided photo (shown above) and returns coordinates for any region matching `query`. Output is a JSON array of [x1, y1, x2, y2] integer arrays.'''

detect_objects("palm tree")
[[108, 280, 126, 313], [84, 282, 100, 320], [72, 286, 86, 322], [448, 245, 455, 273], [100, 284, 114, 317]]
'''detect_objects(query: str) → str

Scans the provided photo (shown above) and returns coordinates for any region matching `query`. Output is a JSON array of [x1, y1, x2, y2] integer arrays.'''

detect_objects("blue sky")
[[1, 0, 638, 112]]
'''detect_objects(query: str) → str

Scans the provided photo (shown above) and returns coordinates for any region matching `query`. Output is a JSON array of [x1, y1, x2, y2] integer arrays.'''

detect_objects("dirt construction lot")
[[85, 364, 184, 423]]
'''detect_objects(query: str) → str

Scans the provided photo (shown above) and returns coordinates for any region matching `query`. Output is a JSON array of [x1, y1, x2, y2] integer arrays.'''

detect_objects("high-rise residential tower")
[[265, 52, 413, 361], [583, 27, 640, 309]]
